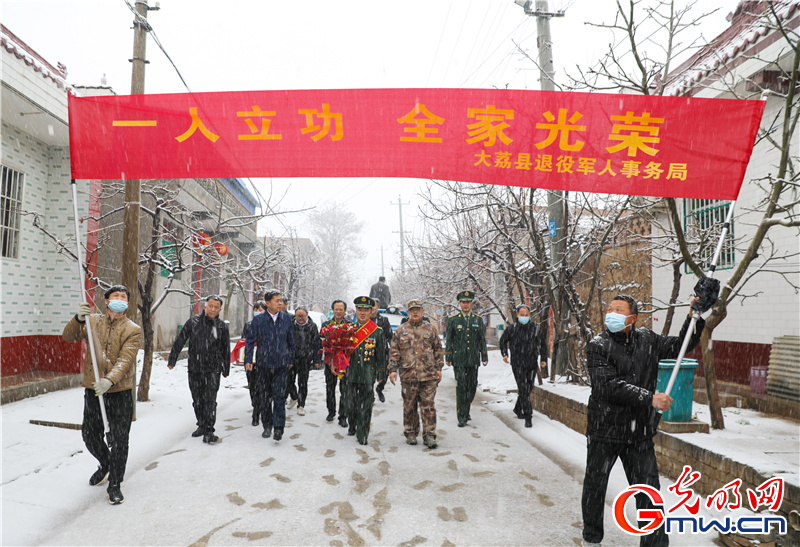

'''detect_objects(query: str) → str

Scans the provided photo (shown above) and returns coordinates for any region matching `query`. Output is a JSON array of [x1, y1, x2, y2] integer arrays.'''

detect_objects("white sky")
[[1, 0, 735, 295]]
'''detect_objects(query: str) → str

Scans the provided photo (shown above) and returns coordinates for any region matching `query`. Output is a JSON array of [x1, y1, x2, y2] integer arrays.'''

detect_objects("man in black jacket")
[[371, 300, 393, 403], [581, 294, 704, 547], [168, 295, 230, 445], [286, 307, 321, 415], [499, 303, 547, 428], [239, 300, 266, 427]]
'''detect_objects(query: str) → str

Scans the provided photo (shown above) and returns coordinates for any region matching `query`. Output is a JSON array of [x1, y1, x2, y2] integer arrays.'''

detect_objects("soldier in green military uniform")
[[342, 296, 386, 445], [445, 290, 488, 427]]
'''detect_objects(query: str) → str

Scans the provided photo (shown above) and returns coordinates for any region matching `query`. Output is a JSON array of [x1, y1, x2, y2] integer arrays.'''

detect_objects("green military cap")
[[406, 299, 423, 310], [457, 290, 475, 302], [354, 296, 375, 308]]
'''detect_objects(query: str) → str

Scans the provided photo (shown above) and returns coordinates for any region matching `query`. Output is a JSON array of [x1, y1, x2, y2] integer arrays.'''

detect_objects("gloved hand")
[[94, 378, 113, 396], [77, 302, 91, 320]]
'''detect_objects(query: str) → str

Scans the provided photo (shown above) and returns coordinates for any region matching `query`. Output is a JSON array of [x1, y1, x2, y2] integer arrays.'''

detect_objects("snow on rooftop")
[[664, 1, 800, 97], [1, 23, 68, 90]]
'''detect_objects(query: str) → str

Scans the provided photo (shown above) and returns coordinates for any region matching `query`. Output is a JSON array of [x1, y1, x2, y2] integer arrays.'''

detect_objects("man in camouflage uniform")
[[445, 290, 488, 427], [342, 296, 386, 445], [389, 299, 444, 449]]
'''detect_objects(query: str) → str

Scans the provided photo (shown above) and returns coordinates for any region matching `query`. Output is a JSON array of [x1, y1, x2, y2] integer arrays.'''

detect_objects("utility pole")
[[391, 195, 410, 275], [380, 244, 385, 278], [122, 0, 158, 320], [515, 0, 568, 377]]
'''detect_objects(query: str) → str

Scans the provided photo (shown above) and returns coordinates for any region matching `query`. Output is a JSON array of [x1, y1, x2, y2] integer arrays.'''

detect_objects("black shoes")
[[348, 426, 356, 437], [405, 436, 418, 445], [377, 389, 385, 403], [357, 438, 368, 445], [262, 427, 272, 439], [273, 428, 283, 441], [326, 411, 335, 422], [524, 418, 532, 428], [338, 417, 348, 428], [203, 433, 220, 444], [107, 484, 124, 505], [423, 436, 438, 449], [458, 421, 466, 427], [191, 426, 203, 437], [252, 414, 259, 427], [514, 410, 524, 419], [89, 466, 108, 486]]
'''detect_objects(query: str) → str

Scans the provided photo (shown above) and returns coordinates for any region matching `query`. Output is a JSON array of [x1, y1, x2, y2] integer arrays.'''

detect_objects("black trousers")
[[258, 367, 288, 429], [511, 364, 535, 419], [188, 371, 221, 434], [246, 368, 260, 418], [82, 388, 133, 486], [324, 365, 346, 418], [582, 438, 668, 547], [285, 361, 311, 408]]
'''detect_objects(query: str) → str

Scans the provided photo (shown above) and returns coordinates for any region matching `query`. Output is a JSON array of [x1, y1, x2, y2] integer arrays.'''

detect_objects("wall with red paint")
[[687, 340, 772, 385], [1, 335, 83, 377]]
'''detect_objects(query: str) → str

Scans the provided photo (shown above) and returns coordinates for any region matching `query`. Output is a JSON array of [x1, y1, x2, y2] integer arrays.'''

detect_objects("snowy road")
[[3, 353, 716, 546]]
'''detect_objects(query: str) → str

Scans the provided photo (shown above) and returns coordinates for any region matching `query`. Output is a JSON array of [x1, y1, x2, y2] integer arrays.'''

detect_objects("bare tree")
[[306, 203, 365, 306], [565, 0, 800, 428]]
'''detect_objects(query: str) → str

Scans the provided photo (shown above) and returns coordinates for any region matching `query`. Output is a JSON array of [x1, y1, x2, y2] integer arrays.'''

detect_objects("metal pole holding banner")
[[70, 179, 110, 437], [662, 201, 736, 400]]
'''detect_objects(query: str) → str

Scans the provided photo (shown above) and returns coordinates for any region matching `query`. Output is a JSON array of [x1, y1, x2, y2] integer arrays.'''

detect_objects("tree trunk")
[[700, 305, 727, 429], [137, 207, 161, 402], [137, 311, 154, 402], [661, 258, 683, 335]]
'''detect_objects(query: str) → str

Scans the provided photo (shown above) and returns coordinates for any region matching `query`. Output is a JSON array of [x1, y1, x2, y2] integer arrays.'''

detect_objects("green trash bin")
[[656, 359, 699, 422]]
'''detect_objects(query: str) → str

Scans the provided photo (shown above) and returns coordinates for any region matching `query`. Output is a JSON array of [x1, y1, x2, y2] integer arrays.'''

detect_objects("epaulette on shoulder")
[[449, 312, 460, 318]]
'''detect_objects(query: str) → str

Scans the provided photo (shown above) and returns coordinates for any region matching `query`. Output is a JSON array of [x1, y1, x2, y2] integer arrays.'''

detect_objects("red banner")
[[68, 88, 764, 199]]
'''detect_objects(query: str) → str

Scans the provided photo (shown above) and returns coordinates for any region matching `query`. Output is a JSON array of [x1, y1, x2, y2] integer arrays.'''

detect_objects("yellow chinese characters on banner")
[[397, 104, 444, 143], [466, 105, 514, 146], [299, 103, 343, 141], [237, 105, 282, 141], [469, 107, 685, 183]]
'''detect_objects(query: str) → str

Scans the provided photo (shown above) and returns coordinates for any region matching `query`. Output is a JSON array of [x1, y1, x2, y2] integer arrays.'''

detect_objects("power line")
[[123, 0, 192, 92]]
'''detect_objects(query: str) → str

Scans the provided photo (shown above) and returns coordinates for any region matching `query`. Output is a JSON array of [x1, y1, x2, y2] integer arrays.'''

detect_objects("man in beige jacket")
[[63, 285, 142, 505]]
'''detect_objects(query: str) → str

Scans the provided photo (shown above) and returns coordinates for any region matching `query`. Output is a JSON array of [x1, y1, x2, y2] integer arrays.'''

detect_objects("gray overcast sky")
[[2, 0, 733, 297]]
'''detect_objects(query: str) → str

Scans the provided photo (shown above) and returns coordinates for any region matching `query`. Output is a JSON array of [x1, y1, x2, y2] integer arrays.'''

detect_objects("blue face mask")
[[108, 299, 128, 313], [253, 311, 264, 317], [605, 312, 631, 333], [518, 316, 530, 325]]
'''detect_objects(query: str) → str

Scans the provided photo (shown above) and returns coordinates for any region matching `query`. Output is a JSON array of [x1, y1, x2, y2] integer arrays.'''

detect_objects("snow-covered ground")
[[483, 366, 800, 489], [2, 349, 796, 546]]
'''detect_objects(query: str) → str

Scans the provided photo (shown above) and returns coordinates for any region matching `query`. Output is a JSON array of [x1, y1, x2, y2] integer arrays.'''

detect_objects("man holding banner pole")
[[581, 294, 705, 547], [62, 285, 141, 505]]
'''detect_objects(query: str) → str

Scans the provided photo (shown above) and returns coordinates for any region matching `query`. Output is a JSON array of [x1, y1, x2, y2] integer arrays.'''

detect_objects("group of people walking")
[[63, 276, 707, 547]]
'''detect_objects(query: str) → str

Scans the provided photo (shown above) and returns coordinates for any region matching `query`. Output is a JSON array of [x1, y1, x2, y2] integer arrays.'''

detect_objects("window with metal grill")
[[683, 199, 735, 272], [1, 165, 24, 259]]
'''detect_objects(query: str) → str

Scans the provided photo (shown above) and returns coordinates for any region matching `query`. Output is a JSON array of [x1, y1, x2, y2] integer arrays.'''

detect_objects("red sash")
[[354, 320, 377, 347]]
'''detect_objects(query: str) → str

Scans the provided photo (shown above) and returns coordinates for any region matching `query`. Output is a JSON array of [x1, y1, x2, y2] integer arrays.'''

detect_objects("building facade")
[[651, 1, 800, 385]]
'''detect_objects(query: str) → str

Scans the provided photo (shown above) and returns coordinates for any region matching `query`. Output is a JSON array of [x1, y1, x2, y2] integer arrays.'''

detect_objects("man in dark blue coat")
[[581, 294, 704, 547], [245, 290, 295, 441]]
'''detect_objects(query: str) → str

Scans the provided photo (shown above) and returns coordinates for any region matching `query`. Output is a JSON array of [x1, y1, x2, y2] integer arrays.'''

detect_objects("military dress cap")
[[457, 290, 475, 302], [354, 296, 375, 308], [406, 299, 423, 310]]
